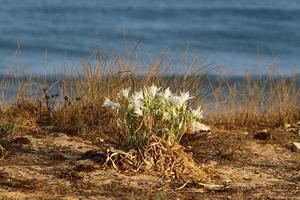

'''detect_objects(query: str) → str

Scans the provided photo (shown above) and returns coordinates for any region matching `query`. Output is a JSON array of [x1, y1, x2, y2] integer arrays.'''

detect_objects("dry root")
[[103, 136, 221, 189]]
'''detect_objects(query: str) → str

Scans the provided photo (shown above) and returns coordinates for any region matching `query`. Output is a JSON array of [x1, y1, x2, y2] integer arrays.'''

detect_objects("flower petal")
[[102, 97, 120, 109]]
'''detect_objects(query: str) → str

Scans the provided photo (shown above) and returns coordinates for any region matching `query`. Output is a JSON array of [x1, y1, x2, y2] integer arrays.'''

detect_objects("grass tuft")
[[0, 49, 299, 192]]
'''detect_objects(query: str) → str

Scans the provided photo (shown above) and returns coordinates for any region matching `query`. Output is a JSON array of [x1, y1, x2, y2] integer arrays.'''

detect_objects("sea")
[[0, 0, 300, 75]]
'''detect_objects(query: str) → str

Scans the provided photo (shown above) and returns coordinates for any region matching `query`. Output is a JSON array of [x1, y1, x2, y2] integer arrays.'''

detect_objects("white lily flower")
[[134, 106, 143, 116], [102, 97, 120, 109], [130, 90, 144, 111], [191, 107, 203, 119], [169, 95, 184, 107], [163, 87, 172, 100], [103, 84, 207, 145], [132, 99, 143, 110], [119, 88, 130, 98], [131, 90, 144, 103], [148, 84, 161, 97], [179, 91, 194, 102], [169, 91, 194, 108]]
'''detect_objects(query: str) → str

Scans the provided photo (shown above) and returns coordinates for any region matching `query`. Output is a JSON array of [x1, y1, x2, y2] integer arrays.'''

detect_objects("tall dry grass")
[[206, 72, 300, 129], [0, 50, 299, 136]]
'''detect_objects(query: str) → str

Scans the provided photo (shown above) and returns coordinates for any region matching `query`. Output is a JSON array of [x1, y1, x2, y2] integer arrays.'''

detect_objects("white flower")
[[102, 97, 120, 109], [169, 95, 184, 107], [134, 106, 143, 116], [148, 84, 161, 97], [191, 107, 203, 119], [130, 90, 144, 112], [162, 87, 172, 100], [168, 91, 194, 108], [179, 91, 194, 102], [131, 90, 144, 103], [119, 88, 130, 98]]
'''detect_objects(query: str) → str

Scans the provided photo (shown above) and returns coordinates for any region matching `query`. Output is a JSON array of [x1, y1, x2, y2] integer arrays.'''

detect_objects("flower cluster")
[[103, 85, 204, 146]]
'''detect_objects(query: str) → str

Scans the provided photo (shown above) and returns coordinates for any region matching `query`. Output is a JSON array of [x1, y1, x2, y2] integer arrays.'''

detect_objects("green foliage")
[[103, 85, 203, 147], [0, 122, 14, 135]]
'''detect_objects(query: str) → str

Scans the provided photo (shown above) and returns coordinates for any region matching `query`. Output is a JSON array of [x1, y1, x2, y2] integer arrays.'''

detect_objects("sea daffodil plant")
[[103, 85, 203, 147]]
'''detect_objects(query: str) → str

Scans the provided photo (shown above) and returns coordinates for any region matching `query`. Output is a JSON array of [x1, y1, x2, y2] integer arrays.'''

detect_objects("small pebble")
[[292, 142, 300, 153]]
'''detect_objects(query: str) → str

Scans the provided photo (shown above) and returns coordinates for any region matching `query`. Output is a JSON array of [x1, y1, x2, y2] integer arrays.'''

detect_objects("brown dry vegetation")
[[0, 52, 300, 199]]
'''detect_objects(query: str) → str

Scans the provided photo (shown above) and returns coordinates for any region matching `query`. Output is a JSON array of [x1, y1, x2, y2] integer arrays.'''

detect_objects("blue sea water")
[[0, 0, 300, 75]]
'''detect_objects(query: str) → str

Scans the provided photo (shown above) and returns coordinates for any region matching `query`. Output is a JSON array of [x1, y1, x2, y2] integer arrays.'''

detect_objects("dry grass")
[[0, 50, 299, 192], [1, 53, 298, 133], [207, 72, 300, 129], [104, 135, 212, 182]]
